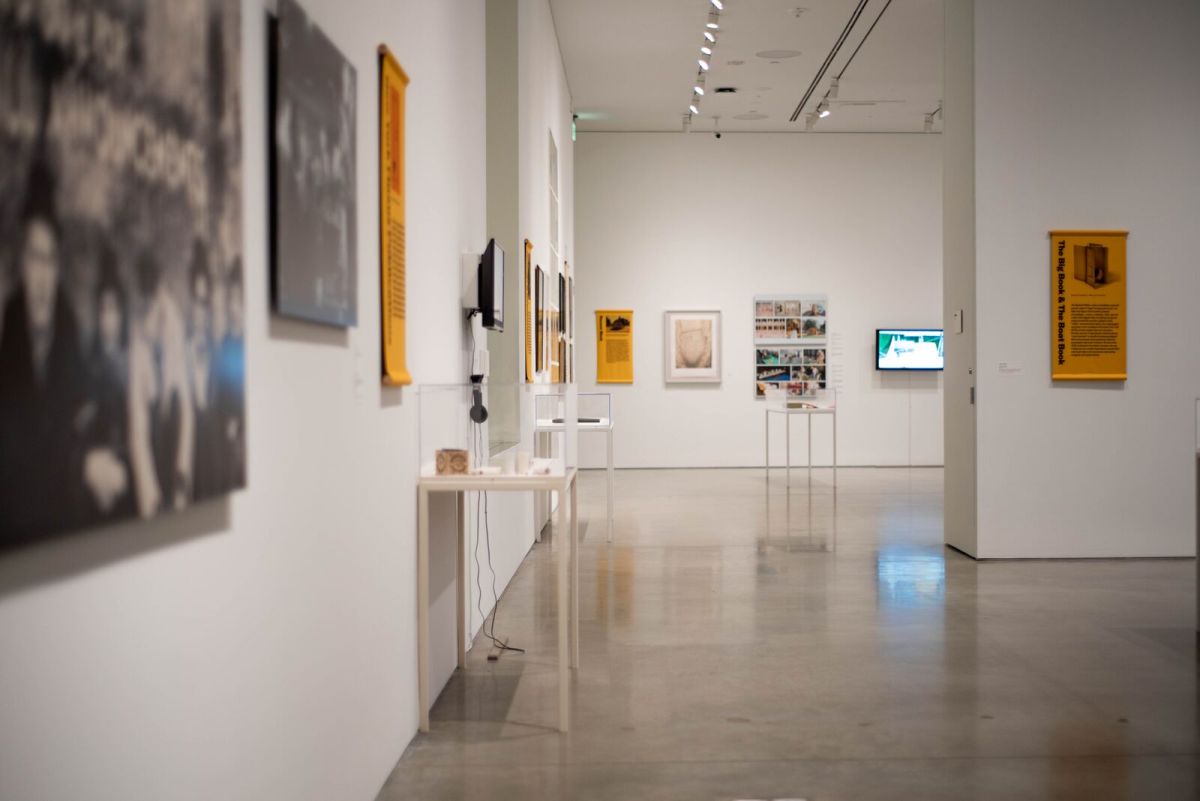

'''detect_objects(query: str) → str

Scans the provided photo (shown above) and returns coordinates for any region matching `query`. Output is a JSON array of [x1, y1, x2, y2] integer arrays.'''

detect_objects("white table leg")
[[807, 413, 813, 490], [832, 410, 838, 488], [764, 410, 769, 482], [417, 486, 431, 733], [557, 478, 570, 732], [606, 429, 614, 542], [570, 475, 580, 669], [535, 432, 544, 543], [456, 491, 466, 669]]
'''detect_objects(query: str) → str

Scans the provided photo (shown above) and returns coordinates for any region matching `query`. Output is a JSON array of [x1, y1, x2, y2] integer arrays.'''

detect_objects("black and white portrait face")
[[0, 0, 245, 548], [20, 219, 60, 337]]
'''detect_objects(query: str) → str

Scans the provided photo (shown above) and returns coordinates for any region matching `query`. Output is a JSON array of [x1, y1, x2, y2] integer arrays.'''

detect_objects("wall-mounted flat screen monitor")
[[876, 329, 944, 371], [480, 239, 504, 331]]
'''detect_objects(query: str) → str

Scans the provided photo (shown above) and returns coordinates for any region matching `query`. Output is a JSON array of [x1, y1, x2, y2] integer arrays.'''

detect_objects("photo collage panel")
[[753, 298, 827, 342], [755, 347, 827, 398], [753, 295, 828, 398]]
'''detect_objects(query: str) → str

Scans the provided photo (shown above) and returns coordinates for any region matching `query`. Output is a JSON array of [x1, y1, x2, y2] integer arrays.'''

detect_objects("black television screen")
[[876, 329, 944, 371], [480, 239, 504, 331]]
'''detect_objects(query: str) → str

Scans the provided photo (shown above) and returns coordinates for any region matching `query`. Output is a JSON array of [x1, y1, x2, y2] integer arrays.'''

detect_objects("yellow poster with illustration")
[[379, 46, 411, 385], [596, 310, 634, 384], [1050, 230, 1128, 381]]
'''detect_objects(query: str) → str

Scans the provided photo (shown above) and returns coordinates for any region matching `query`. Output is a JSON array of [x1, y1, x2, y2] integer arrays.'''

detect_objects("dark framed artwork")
[[271, 0, 358, 327], [558, 273, 566, 334], [523, 240, 534, 382], [535, 266, 545, 373], [0, 1, 245, 548]]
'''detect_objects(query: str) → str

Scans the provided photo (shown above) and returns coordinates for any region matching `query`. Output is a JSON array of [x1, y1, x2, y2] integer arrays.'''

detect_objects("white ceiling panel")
[[551, 0, 943, 133]]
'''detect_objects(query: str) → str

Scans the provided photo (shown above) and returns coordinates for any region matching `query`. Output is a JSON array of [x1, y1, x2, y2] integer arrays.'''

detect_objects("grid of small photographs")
[[753, 298, 827, 341], [755, 347, 827, 397], [754, 295, 828, 398]]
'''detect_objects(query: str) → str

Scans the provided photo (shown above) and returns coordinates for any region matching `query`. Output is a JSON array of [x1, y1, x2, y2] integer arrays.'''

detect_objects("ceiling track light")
[[923, 113, 933, 133], [703, 30, 716, 43], [689, 104, 700, 115], [698, 58, 709, 71], [701, 45, 712, 55], [829, 78, 839, 100], [694, 85, 705, 96], [706, 11, 720, 29], [711, 0, 724, 9], [805, 113, 816, 131], [817, 100, 831, 118]]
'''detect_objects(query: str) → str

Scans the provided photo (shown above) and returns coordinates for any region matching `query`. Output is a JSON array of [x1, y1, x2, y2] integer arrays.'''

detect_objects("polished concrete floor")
[[378, 468, 1198, 800]]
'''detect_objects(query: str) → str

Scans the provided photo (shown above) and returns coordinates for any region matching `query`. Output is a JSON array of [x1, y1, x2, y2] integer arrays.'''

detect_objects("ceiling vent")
[[715, 86, 738, 93]]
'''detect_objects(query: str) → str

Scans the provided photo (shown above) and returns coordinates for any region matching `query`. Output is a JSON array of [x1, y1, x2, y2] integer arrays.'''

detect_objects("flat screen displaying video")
[[876, 329, 944, 371]]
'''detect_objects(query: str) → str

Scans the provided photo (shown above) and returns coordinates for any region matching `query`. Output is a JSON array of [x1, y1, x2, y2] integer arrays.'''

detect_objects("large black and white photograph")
[[0, 0, 245, 548], [272, 0, 357, 327]]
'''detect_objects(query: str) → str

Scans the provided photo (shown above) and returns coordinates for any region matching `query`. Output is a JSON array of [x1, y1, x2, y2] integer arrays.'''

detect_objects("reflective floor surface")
[[378, 468, 1198, 801]]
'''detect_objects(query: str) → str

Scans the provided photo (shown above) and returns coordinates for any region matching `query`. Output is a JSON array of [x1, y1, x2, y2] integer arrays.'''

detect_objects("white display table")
[[416, 467, 580, 733], [764, 404, 837, 488], [534, 416, 613, 541], [534, 393, 615, 542]]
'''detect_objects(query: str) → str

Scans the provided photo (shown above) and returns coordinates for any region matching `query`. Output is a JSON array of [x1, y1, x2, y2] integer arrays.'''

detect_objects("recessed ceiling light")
[[756, 49, 802, 59]]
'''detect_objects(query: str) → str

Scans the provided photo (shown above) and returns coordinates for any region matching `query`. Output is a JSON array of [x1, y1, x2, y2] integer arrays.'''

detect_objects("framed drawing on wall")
[[664, 310, 721, 383]]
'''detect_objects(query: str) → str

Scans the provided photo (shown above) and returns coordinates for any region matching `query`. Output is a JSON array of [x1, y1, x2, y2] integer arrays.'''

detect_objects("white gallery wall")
[[950, 0, 1200, 558], [0, 1, 572, 800], [575, 132, 943, 469]]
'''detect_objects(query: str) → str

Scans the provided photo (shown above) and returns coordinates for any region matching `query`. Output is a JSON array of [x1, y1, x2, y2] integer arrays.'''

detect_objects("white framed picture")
[[664, 310, 722, 383]]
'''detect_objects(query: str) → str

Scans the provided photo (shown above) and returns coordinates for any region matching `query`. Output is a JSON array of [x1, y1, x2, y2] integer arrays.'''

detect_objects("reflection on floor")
[[378, 468, 1198, 801]]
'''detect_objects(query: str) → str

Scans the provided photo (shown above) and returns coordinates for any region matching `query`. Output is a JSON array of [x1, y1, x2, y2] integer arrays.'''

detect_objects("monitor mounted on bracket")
[[479, 239, 504, 332]]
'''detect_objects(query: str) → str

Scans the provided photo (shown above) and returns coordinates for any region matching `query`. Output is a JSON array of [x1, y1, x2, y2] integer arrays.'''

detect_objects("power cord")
[[468, 318, 523, 658]]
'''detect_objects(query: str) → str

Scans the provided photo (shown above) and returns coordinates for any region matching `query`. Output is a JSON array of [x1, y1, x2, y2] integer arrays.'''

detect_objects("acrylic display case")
[[763, 385, 837, 412], [534, 391, 612, 431], [416, 382, 578, 478]]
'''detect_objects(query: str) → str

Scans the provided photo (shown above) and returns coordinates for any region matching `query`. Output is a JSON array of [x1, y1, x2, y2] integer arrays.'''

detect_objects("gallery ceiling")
[[550, 0, 943, 134]]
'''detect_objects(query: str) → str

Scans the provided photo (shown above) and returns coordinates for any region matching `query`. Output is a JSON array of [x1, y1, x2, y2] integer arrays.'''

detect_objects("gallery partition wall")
[[574, 132, 944, 470], [0, 1, 577, 800], [943, 0, 1200, 559]]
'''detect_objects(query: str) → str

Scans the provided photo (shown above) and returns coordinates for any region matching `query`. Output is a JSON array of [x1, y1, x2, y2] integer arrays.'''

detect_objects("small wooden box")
[[435, 449, 469, 475]]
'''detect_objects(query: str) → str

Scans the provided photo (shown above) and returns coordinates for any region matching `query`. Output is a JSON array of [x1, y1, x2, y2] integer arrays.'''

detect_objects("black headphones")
[[469, 376, 488, 424]]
